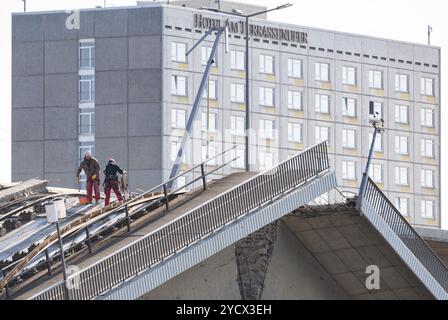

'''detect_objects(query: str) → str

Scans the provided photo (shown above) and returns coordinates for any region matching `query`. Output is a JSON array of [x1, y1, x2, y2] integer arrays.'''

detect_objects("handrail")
[[362, 177, 448, 292], [0, 146, 238, 296], [30, 142, 329, 300]]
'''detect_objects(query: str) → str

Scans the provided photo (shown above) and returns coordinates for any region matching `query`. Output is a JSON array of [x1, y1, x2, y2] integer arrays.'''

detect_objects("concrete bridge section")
[[139, 206, 433, 300], [10, 172, 257, 300]]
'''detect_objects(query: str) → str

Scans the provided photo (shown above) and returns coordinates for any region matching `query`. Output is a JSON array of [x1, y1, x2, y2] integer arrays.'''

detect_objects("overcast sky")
[[0, 0, 446, 227]]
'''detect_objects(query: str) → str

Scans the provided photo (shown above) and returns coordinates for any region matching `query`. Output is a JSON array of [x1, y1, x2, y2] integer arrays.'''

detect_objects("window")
[[315, 126, 329, 145], [342, 161, 356, 180], [288, 123, 302, 142], [369, 70, 383, 89], [230, 116, 246, 136], [171, 109, 186, 129], [421, 77, 434, 96], [315, 62, 330, 82], [171, 42, 187, 62], [259, 151, 274, 171], [288, 58, 302, 78], [421, 200, 435, 219], [342, 129, 356, 149], [231, 116, 245, 136], [342, 66, 356, 85], [231, 83, 245, 103], [288, 91, 303, 110], [170, 141, 181, 162], [79, 75, 95, 102], [369, 132, 383, 152], [395, 136, 409, 155], [421, 169, 434, 188], [315, 94, 330, 114], [171, 75, 187, 96], [259, 87, 274, 107], [395, 105, 409, 124], [170, 140, 187, 163], [259, 119, 274, 139], [201, 112, 217, 132], [230, 148, 245, 169], [79, 111, 95, 135], [394, 74, 409, 92], [395, 167, 409, 186], [396, 198, 409, 216], [201, 144, 217, 165], [259, 54, 274, 74], [342, 98, 356, 117], [421, 139, 434, 158], [421, 108, 434, 127], [79, 41, 95, 69], [202, 80, 217, 100], [201, 46, 216, 66], [231, 50, 245, 70], [369, 164, 383, 183], [369, 101, 382, 119]]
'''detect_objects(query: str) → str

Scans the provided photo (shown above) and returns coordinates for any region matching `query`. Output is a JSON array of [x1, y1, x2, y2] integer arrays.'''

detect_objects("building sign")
[[193, 14, 308, 44]]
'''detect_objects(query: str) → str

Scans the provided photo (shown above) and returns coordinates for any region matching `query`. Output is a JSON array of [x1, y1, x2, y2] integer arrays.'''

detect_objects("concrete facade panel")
[[96, 71, 128, 105], [44, 140, 78, 173], [12, 108, 44, 141], [45, 73, 78, 107], [45, 107, 78, 140], [45, 40, 78, 74], [96, 37, 128, 71], [96, 104, 128, 138], [12, 76, 44, 108], [12, 41, 43, 76]]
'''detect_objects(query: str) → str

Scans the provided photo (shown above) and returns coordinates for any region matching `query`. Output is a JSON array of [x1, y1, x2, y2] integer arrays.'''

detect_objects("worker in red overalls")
[[76, 151, 101, 204], [103, 158, 125, 206]]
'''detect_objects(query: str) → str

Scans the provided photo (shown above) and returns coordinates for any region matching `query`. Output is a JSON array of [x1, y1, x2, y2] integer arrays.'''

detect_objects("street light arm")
[[247, 3, 293, 17]]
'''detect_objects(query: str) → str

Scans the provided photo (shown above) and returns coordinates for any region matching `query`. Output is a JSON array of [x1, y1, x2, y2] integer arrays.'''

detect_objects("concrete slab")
[[314, 251, 349, 275], [316, 228, 351, 251], [336, 224, 373, 248], [380, 266, 411, 290], [335, 248, 368, 272], [357, 246, 393, 268], [294, 230, 331, 254], [333, 272, 368, 296]]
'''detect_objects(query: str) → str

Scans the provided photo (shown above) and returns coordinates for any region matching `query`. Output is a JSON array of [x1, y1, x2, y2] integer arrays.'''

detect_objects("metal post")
[[85, 227, 92, 253], [201, 163, 207, 190], [163, 184, 169, 211], [45, 249, 52, 275], [22, 0, 26, 12], [245, 16, 250, 172], [55, 221, 69, 300], [124, 205, 131, 232], [428, 25, 432, 45], [358, 127, 379, 207], [168, 28, 225, 186]]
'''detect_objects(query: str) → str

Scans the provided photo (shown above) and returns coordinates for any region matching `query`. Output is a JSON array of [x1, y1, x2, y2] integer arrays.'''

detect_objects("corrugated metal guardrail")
[[30, 142, 329, 300], [362, 178, 448, 299]]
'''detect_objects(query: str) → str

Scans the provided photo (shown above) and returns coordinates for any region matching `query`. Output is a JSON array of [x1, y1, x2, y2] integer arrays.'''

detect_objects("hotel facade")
[[11, 2, 441, 227]]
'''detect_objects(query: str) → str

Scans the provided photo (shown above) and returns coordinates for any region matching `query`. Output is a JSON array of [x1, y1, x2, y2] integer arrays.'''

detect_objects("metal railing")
[[30, 142, 329, 300], [363, 178, 448, 292], [1, 146, 238, 298]]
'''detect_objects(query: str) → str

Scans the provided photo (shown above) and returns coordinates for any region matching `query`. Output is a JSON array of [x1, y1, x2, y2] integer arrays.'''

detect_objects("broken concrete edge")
[[415, 226, 448, 243], [0, 179, 48, 204]]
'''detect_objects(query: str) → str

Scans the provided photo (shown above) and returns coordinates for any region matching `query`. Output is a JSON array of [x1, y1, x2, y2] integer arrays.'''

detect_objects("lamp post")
[[357, 114, 385, 207], [45, 198, 69, 300], [202, 3, 293, 172]]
